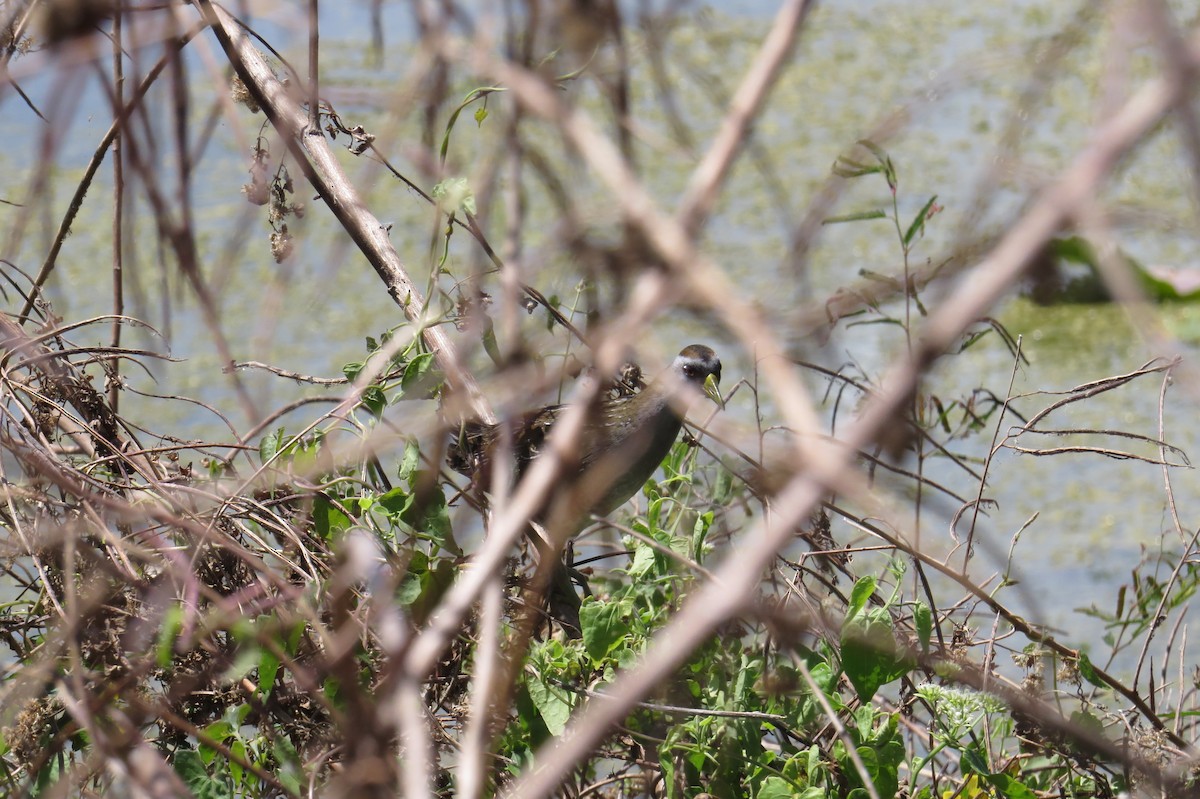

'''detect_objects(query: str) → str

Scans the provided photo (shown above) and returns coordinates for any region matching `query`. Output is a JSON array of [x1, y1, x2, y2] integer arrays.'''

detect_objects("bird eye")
[[683, 365, 698, 378]]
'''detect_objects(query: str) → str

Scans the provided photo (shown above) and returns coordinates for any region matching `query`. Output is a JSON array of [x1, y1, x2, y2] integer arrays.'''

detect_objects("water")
[[1, 0, 1198, 669]]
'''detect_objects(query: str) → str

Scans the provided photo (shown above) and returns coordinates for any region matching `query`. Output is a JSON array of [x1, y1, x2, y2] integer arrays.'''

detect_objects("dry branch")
[[194, 0, 493, 424], [501, 23, 1200, 799]]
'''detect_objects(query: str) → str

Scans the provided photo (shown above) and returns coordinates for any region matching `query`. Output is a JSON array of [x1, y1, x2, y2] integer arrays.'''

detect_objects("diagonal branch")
[[193, 0, 493, 424], [677, 0, 815, 236], [500, 26, 1200, 799]]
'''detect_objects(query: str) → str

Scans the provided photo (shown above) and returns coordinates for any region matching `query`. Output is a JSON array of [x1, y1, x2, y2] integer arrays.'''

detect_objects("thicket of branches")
[[2, 1, 1200, 797]]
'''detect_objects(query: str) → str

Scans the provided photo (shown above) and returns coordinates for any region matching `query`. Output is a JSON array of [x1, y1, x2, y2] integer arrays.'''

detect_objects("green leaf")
[[290, 432, 322, 474], [321, 678, 343, 712], [822, 210, 887, 225], [841, 610, 911, 701], [258, 427, 285, 464], [712, 466, 734, 505], [401, 352, 438, 398], [846, 714, 904, 799], [361, 384, 387, 417], [397, 438, 421, 483], [398, 485, 452, 549], [202, 720, 234, 743], [961, 745, 1037, 799], [258, 643, 280, 700], [807, 659, 838, 696], [482, 320, 503, 364], [174, 749, 233, 799], [272, 737, 303, 794], [832, 160, 883, 179], [1077, 652, 1106, 688], [757, 776, 797, 799], [313, 495, 352, 541], [957, 327, 991, 353], [526, 677, 573, 736], [580, 599, 631, 661], [409, 557, 455, 625], [847, 576, 876, 621], [903, 194, 939, 246], [853, 704, 876, 738], [857, 139, 896, 188], [628, 539, 657, 579], [396, 550, 428, 607], [155, 605, 184, 669], [229, 738, 246, 791], [914, 601, 933, 653], [223, 647, 260, 685], [659, 753, 676, 799], [376, 486, 411, 515], [691, 511, 714, 564], [988, 774, 1038, 799], [806, 743, 822, 779], [431, 176, 476, 215], [959, 744, 990, 776], [31, 751, 61, 793], [648, 495, 667, 532], [397, 572, 423, 606], [857, 138, 889, 163], [1069, 708, 1106, 737]]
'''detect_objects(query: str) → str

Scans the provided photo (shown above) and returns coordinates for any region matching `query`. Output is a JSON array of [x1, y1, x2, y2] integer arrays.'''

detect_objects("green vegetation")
[[2, 2, 1199, 798]]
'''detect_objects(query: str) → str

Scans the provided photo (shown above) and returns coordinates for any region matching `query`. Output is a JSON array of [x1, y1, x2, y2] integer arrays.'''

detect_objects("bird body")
[[446, 344, 721, 634], [448, 344, 722, 520]]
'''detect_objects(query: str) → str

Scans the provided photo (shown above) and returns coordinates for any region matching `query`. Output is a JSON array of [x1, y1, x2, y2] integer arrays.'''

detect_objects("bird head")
[[672, 344, 723, 409]]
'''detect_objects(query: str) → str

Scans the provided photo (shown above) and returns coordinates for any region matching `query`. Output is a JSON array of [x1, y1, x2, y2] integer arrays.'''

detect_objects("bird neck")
[[626, 379, 689, 447], [640, 374, 692, 418]]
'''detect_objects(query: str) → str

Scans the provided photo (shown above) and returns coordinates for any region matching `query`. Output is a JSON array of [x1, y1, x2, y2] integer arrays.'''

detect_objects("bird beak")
[[703, 373, 725, 410]]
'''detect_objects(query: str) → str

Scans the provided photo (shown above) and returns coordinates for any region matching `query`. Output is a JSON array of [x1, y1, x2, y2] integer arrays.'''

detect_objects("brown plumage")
[[448, 344, 722, 520]]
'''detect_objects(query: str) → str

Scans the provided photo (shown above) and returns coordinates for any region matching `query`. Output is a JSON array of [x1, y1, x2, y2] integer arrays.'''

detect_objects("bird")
[[446, 344, 723, 633], [447, 344, 723, 521]]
